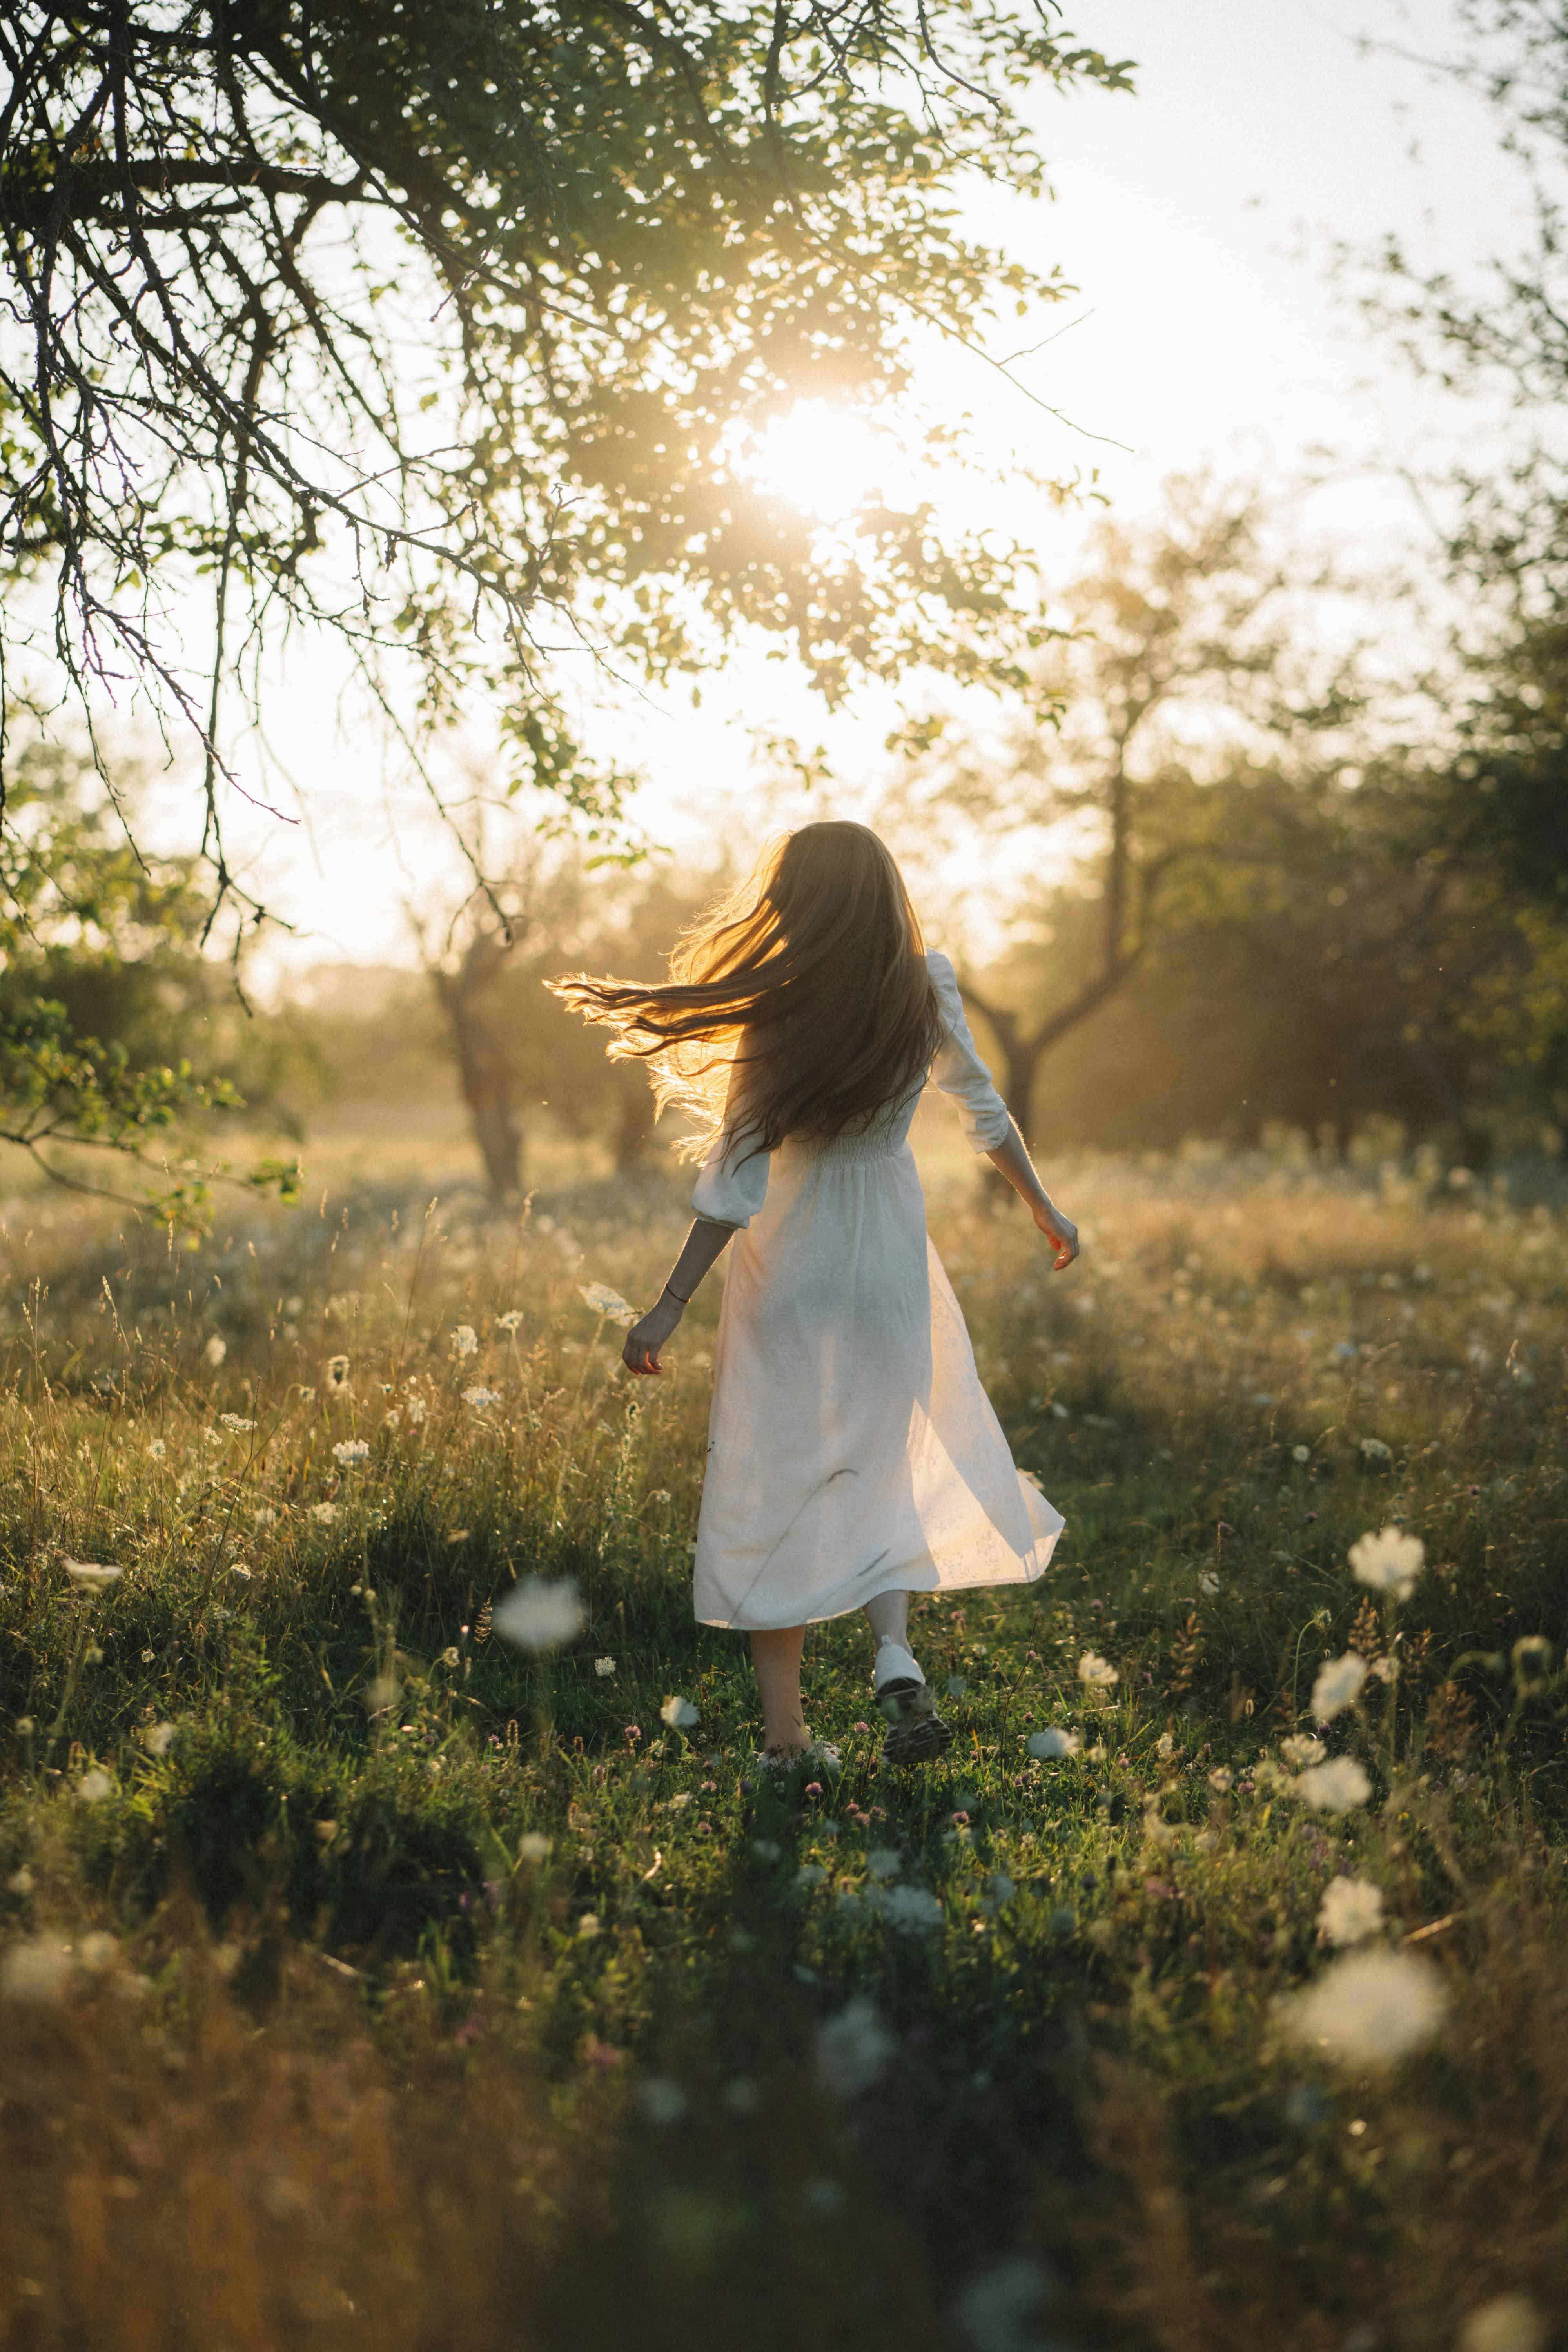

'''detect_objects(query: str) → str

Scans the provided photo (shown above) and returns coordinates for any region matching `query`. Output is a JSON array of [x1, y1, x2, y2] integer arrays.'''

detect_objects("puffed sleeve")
[[926, 951, 1012, 1152], [690, 1056, 771, 1230]]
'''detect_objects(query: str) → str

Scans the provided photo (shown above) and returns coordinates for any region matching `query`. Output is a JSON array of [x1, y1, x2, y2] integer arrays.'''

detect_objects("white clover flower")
[[1027, 1728, 1081, 1760], [461, 1386, 501, 1409], [1349, 1525, 1425, 1599], [1292, 1444, 1312, 1464], [517, 1832, 553, 1864], [203, 1335, 227, 1367], [593, 1657, 617, 1678], [1077, 1651, 1119, 1690], [450, 1324, 479, 1358], [62, 1558, 122, 1596], [1278, 1947, 1446, 2068], [143, 1722, 177, 1759], [1, 1936, 77, 2006], [1458, 2293, 1548, 2352], [579, 1282, 639, 1330], [880, 1884, 944, 1932], [659, 1694, 699, 1730], [1292, 1756, 1372, 1814], [496, 1310, 524, 1334], [636, 2078, 688, 2126], [1310, 1652, 1368, 1722], [219, 1413, 256, 1433], [77, 1769, 114, 1802], [1358, 1436, 1392, 1462], [1318, 1876, 1384, 1947], [815, 1996, 896, 2097], [310, 1502, 339, 1525], [1280, 1734, 1326, 1768], [492, 1577, 585, 1654], [332, 1439, 370, 1467]]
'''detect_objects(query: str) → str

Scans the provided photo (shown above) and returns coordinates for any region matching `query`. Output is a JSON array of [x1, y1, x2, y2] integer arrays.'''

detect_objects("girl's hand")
[[624, 1290, 684, 1376], [1033, 1198, 1080, 1272]]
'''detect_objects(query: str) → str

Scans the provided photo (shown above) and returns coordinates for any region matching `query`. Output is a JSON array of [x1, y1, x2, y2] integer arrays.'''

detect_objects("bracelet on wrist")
[[662, 1281, 692, 1305]]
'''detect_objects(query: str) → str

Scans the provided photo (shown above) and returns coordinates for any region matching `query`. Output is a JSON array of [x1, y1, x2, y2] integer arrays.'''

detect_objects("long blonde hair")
[[547, 822, 941, 1156]]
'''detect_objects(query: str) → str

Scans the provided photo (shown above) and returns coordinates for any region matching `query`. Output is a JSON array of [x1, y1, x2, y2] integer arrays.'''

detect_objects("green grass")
[[1, 1148, 1565, 2350]]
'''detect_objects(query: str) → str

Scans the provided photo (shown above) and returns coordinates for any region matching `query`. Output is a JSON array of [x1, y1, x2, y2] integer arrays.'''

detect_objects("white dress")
[[688, 950, 1065, 1631]]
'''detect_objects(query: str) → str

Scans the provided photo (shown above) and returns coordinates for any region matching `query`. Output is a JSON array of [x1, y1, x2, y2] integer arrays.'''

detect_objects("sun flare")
[[735, 399, 918, 523]]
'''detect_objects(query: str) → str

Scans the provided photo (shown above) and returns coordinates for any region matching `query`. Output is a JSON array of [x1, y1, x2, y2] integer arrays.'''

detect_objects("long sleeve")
[[925, 950, 1012, 1152], [690, 1054, 771, 1230]]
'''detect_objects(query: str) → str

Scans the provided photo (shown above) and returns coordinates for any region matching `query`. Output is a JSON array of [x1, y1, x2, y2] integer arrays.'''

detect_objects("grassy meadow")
[[0, 1130, 1565, 2352]]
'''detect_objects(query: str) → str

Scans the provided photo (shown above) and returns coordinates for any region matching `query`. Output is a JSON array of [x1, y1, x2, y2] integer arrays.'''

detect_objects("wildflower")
[[298, 1386, 316, 1404], [492, 1577, 585, 1653], [1207, 1766, 1234, 1793], [77, 1769, 114, 1802], [594, 1657, 617, 1679], [946, 1676, 968, 1697], [462, 1386, 501, 1409], [440, 1647, 461, 1669], [865, 1847, 902, 1881], [219, 1413, 256, 1433], [1028, 1726, 1081, 1762], [636, 2078, 688, 2125], [659, 1695, 700, 1730], [517, 1832, 553, 1864], [78, 1931, 119, 1975], [796, 1862, 826, 1888], [751, 1838, 781, 1864], [365, 1673, 399, 1714], [1292, 1444, 1311, 1464], [1358, 1436, 1393, 1462], [285, 1295, 303, 1316], [204, 1335, 227, 1367], [1155, 1731, 1176, 1759], [1318, 1876, 1384, 1947], [579, 1282, 639, 1330], [1292, 1756, 1372, 1813], [450, 1325, 479, 1358], [496, 1310, 523, 1333], [816, 1997, 896, 2097], [576, 1913, 601, 1938], [147, 1438, 166, 1460], [447, 1529, 470, 1546], [7, 1866, 34, 1895], [62, 1558, 122, 1596], [406, 1394, 428, 1426], [1310, 1652, 1368, 1722], [1, 1937, 76, 2006], [310, 1502, 339, 1525], [1349, 1525, 1424, 1599], [14, 1718, 34, 1738], [880, 1884, 944, 1932], [229, 1562, 252, 1581], [254, 1505, 278, 1529], [1278, 1947, 1446, 2068], [1281, 1734, 1325, 1768], [647, 1488, 671, 1505], [332, 1439, 370, 1467], [1077, 1651, 1118, 1689], [1511, 1635, 1554, 1688], [1198, 1572, 1220, 1598], [1458, 2294, 1548, 2352], [325, 1354, 351, 1391]]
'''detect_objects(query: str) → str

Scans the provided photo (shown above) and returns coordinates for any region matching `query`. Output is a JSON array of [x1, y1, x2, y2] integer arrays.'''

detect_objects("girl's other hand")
[[1033, 1199, 1080, 1272], [624, 1291, 684, 1376]]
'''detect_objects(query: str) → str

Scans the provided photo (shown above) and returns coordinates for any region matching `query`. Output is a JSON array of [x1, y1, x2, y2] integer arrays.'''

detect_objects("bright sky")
[[232, 0, 1523, 975]]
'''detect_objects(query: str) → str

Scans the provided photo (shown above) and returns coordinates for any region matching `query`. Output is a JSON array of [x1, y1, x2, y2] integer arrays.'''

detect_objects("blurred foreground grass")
[[0, 1141, 1565, 2352]]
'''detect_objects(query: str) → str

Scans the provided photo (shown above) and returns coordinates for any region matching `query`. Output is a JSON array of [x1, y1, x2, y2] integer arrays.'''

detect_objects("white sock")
[[873, 1637, 925, 1690]]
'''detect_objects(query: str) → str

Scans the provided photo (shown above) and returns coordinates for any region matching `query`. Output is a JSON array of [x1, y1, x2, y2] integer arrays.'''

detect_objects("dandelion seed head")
[[1292, 1444, 1312, 1464], [492, 1577, 585, 1654], [1027, 1727, 1081, 1760], [76, 1769, 114, 1802], [659, 1695, 699, 1730], [203, 1335, 227, 1367], [143, 1722, 176, 1759], [1279, 1946, 1446, 2068]]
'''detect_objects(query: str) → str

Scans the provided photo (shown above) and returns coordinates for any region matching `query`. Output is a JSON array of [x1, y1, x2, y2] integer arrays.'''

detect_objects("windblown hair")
[[548, 822, 942, 1158]]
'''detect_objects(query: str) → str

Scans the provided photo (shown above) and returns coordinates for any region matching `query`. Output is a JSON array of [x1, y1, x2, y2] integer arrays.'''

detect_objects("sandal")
[[877, 1677, 953, 1766]]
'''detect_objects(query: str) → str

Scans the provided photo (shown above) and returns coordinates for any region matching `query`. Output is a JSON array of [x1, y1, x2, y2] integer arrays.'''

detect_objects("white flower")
[[7, 1866, 34, 1896], [365, 1673, 399, 1714], [147, 1439, 167, 1460], [440, 1647, 461, 1668], [450, 1324, 479, 1358], [406, 1394, 428, 1426], [219, 1413, 256, 1433], [1348, 1525, 1425, 1600], [1280, 1734, 1326, 1768], [78, 1930, 119, 1975], [593, 1657, 617, 1678], [496, 1310, 523, 1333], [865, 1847, 902, 1881], [1318, 1876, 1384, 1947], [1291, 1444, 1311, 1464], [1358, 1436, 1392, 1461], [517, 1833, 553, 1864], [1027, 1728, 1082, 1760], [1310, 1652, 1368, 1722], [77, 1769, 114, 1802], [636, 2078, 688, 2125], [576, 1913, 600, 1938], [492, 1577, 585, 1653], [143, 1722, 177, 1759], [1278, 1947, 1446, 2068], [1, 1936, 76, 2006], [1207, 1766, 1234, 1793], [659, 1695, 699, 1730], [253, 1506, 278, 1529], [1458, 2294, 1548, 2352], [880, 1884, 944, 1932], [229, 1562, 252, 1581], [1155, 1731, 1176, 1759], [62, 1558, 122, 1595], [815, 1997, 896, 2097], [461, 1386, 501, 1409], [1293, 1756, 1372, 1813], [332, 1439, 370, 1466], [204, 1335, 227, 1367], [579, 1282, 639, 1330], [325, 1354, 352, 1391], [310, 1502, 339, 1525], [1077, 1651, 1118, 1689], [1198, 1572, 1220, 1597]]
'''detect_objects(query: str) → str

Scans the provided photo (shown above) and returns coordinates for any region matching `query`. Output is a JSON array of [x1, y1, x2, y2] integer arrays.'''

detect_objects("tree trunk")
[[610, 1064, 656, 1171], [431, 964, 524, 1201]]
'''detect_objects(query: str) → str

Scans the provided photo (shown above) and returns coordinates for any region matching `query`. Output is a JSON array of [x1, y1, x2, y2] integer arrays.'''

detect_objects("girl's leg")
[[750, 1625, 809, 1753], [863, 1588, 926, 1687], [863, 1590, 951, 1766]]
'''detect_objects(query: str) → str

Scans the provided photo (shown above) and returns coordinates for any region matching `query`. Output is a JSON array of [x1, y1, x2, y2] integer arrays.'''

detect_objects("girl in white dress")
[[552, 822, 1078, 1769]]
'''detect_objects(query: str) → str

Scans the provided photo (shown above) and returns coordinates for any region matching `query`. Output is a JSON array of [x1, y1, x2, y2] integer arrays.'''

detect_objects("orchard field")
[[0, 1136, 1564, 2352]]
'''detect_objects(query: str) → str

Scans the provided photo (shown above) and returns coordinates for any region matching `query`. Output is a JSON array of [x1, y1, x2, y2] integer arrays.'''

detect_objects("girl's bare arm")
[[984, 1119, 1080, 1272], [623, 1217, 735, 1375]]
